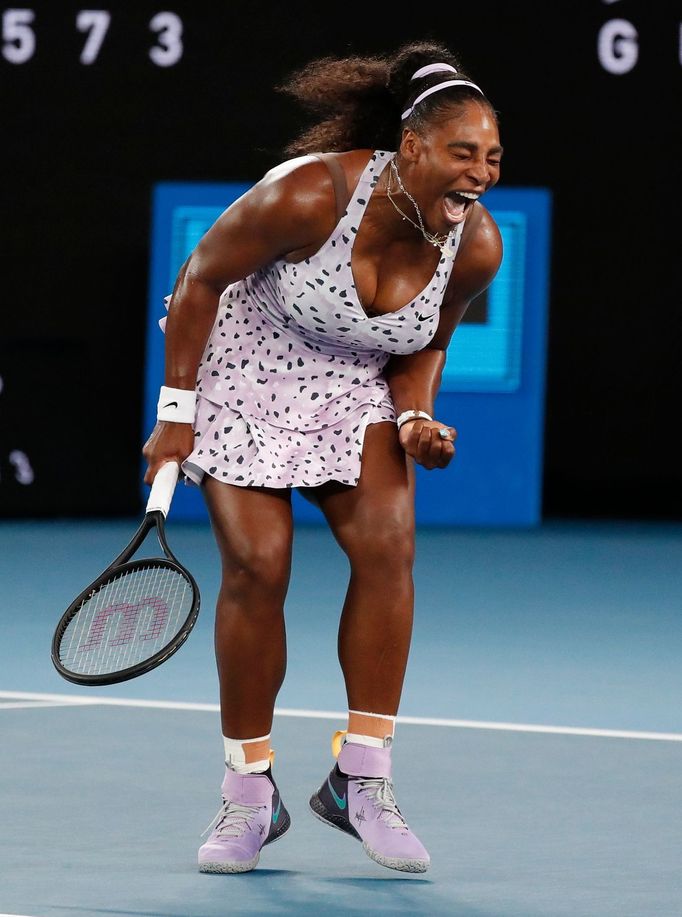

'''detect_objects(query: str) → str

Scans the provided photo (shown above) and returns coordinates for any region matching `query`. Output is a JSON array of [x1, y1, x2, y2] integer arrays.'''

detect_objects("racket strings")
[[59, 563, 194, 676]]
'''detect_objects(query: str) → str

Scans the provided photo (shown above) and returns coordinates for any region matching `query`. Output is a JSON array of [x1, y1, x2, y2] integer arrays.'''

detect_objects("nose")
[[465, 157, 490, 187]]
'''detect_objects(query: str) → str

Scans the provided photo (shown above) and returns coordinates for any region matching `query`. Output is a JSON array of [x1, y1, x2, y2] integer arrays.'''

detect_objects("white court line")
[[1, 689, 681, 742], [0, 701, 81, 710]]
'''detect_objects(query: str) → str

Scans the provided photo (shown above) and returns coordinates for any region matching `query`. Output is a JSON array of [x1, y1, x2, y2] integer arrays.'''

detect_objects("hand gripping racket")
[[51, 462, 200, 686]]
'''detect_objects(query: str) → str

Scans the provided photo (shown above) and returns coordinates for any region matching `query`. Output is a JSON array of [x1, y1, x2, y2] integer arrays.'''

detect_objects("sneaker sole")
[[198, 812, 291, 874], [198, 854, 260, 874], [309, 793, 429, 874], [362, 843, 429, 874]]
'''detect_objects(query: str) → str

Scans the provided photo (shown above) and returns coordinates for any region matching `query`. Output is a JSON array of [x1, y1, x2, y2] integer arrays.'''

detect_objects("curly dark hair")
[[278, 40, 496, 156]]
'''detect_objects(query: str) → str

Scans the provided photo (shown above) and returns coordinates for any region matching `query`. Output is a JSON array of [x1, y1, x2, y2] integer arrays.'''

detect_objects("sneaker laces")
[[201, 799, 264, 839], [356, 777, 408, 830]]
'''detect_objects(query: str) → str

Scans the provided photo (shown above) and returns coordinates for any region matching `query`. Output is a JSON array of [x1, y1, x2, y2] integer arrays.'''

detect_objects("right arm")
[[142, 156, 338, 483]]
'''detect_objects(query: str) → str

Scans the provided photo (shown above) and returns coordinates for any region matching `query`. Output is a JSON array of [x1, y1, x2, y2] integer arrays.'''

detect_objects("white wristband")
[[157, 385, 197, 423], [396, 409, 433, 430]]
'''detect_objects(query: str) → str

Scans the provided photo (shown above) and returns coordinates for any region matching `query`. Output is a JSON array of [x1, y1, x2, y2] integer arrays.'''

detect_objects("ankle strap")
[[337, 741, 392, 779]]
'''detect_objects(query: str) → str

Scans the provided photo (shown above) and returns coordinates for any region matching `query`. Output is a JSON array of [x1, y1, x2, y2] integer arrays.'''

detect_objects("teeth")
[[454, 191, 479, 200]]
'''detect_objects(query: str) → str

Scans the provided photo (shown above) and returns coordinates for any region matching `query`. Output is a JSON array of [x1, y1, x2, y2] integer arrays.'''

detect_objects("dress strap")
[[338, 151, 391, 232], [449, 221, 466, 261]]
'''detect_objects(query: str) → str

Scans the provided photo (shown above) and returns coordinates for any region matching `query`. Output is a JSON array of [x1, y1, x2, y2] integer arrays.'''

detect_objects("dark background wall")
[[1, 2, 680, 519]]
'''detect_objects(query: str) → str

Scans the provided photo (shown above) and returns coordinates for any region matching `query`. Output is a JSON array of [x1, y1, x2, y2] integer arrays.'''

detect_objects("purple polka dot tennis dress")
[[171, 151, 465, 489]]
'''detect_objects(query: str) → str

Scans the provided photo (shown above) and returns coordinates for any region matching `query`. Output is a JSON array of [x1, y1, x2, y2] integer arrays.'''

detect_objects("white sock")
[[345, 732, 388, 748], [223, 734, 271, 774], [346, 709, 396, 748]]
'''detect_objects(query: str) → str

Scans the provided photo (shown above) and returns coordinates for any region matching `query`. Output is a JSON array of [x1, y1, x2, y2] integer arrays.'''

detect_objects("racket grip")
[[146, 461, 180, 517]]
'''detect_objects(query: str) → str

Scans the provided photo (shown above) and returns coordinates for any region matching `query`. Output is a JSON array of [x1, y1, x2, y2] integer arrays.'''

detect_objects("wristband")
[[396, 409, 433, 430], [157, 385, 197, 423]]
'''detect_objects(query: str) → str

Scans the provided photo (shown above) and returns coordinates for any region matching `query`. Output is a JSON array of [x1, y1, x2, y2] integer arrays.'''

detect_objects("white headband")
[[401, 79, 484, 120], [410, 62, 457, 81]]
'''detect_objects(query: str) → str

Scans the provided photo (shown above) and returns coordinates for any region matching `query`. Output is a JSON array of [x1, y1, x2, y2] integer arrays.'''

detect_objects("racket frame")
[[51, 489, 201, 685]]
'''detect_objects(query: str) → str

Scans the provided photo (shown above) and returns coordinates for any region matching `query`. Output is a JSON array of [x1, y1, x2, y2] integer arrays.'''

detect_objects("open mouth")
[[442, 191, 480, 225]]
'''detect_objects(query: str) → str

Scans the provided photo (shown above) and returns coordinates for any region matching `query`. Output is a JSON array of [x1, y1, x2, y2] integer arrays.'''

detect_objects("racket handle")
[[146, 461, 180, 517]]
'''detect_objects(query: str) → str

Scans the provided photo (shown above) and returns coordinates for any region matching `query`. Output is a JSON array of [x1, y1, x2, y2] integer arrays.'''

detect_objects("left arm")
[[384, 205, 503, 469]]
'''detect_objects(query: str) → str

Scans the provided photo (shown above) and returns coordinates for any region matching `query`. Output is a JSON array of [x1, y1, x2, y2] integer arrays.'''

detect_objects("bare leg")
[[312, 422, 416, 715], [202, 477, 293, 738], [304, 436, 429, 873]]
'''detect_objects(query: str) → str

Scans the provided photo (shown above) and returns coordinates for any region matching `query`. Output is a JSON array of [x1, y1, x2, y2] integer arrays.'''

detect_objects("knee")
[[220, 536, 291, 601], [345, 514, 415, 578]]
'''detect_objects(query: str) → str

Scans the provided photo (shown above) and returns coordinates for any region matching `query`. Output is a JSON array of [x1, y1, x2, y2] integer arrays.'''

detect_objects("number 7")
[[76, 9, 111, 65]]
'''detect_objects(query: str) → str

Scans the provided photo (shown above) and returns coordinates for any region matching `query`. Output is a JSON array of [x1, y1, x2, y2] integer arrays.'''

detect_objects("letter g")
[[598, 19, 639, 75]]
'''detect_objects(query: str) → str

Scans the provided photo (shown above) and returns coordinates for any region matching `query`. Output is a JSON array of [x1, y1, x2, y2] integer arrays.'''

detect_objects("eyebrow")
[[448, 140, 504, 156]]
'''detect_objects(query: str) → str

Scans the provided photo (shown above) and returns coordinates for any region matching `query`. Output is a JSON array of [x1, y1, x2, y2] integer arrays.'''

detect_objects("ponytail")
[[278, 41, 493, 156]]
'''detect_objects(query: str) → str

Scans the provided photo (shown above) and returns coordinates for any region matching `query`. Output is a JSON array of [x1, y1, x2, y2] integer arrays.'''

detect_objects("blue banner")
[[144, 183, 551, 525]]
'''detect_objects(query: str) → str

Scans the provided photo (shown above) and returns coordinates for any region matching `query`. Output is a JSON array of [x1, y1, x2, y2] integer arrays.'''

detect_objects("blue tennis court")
[[1, 519, 681, 916]]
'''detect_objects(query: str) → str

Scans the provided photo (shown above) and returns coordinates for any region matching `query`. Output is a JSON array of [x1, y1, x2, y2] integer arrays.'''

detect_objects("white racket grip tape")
[[146, 461, 180, 517]]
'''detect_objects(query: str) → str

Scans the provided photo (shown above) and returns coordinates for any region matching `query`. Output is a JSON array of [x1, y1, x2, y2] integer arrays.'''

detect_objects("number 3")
[[149, 11, 183, 67], [2, 8, 36, 64]]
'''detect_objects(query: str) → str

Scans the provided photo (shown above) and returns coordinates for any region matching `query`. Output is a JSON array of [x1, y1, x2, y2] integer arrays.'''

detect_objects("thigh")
[[202, 478, 294, 574], [312, 422, 415, 559]]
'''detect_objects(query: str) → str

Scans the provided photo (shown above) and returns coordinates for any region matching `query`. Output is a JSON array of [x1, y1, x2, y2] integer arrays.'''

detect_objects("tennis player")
[[143, 40, 503, 874]]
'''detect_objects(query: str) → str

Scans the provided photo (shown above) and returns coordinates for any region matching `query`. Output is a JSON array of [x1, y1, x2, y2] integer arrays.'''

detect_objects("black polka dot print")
[[171, 151, 465, 490]]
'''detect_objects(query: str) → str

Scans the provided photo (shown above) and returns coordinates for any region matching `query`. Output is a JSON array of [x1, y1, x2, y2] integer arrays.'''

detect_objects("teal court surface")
[[1, 519, 681, 917]]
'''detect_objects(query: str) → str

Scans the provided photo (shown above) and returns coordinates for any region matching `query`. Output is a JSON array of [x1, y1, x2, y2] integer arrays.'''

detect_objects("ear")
[[399, 128, 422, 163]]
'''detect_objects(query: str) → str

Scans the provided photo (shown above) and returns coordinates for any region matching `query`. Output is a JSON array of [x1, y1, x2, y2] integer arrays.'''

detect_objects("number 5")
[[2, 8, 36, 64]]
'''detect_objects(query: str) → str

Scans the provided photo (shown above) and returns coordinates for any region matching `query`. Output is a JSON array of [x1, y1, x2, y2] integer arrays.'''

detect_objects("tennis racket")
[[51, 461, 200, 686]]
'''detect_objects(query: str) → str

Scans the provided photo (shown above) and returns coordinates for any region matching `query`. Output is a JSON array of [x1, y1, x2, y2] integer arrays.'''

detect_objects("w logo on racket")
[[78, 597, 169, 651]]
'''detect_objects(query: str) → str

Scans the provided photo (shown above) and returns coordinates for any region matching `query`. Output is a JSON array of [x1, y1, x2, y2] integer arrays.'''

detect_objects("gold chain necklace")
[[386, 157, 455, 258]]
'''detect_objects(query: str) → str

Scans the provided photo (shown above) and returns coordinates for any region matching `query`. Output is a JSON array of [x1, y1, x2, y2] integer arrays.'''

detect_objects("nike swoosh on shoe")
[[327, 777, 347, 810], [272, 797, 282, 824]]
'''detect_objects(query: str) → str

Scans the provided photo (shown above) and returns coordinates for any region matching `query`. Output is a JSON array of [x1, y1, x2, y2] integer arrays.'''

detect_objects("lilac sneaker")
[[198, 766, 290, 873], [309, 737, 430, 873]]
